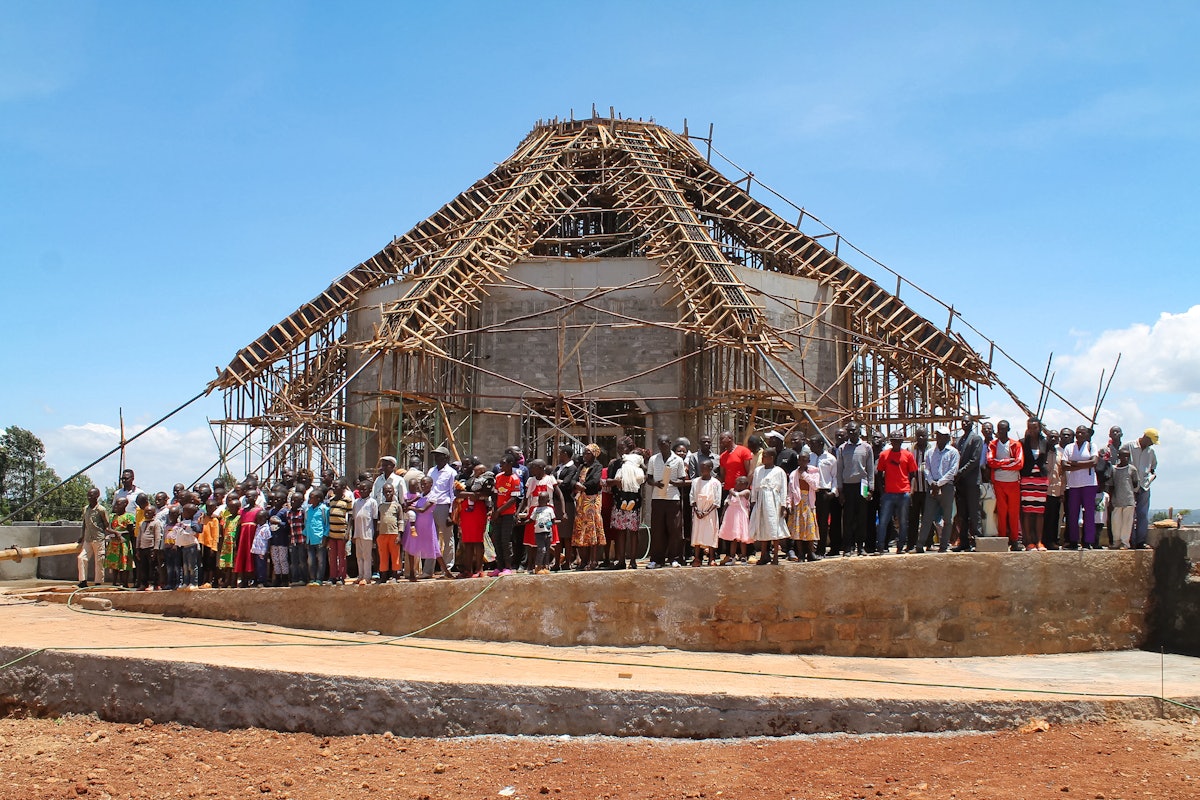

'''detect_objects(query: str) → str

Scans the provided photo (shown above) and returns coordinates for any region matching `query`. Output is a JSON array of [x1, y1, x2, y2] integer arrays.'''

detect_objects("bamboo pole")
[[0, 542, 81, 563]]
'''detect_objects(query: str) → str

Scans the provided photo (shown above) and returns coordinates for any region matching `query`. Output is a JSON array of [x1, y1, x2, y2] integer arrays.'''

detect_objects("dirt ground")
[[1, 715, 1197, 800]]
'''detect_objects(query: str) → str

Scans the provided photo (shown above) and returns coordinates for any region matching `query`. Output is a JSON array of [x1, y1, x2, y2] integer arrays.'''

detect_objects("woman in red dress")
[[456, 460, 494, 578]]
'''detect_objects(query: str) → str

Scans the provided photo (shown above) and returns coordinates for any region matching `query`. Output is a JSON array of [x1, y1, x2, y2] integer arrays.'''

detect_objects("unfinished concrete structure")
[[210, 115, 1020, 475]]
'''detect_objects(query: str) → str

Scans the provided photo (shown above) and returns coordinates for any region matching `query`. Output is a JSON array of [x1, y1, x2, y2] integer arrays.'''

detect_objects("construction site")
[[205, 113, 1073, 477]]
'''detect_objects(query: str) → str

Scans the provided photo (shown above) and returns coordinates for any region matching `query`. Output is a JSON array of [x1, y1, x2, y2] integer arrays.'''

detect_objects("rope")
[[2, 584, 1197, 717]]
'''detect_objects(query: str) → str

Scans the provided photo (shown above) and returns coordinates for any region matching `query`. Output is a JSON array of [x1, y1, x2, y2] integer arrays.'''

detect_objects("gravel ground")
[[1, 715, 1198, 799]]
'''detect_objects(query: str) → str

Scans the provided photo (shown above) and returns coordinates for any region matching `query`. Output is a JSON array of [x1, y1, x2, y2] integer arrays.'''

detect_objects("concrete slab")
[[1, 596, 1196, 738], [975, 536, 1009, 552]]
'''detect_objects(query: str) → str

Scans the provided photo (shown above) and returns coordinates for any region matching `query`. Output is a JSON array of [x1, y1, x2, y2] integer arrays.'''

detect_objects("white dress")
[[690, 476, 722, 549], [749, 465, 788, 541]]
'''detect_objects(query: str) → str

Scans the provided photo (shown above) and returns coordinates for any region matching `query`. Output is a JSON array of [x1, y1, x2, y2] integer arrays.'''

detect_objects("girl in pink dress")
[[718, 475, 753, 564]]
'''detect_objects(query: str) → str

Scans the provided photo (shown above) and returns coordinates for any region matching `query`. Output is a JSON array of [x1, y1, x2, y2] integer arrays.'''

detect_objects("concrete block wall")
[[0, 524, 79, 581], [103, 550, 1153, 658]]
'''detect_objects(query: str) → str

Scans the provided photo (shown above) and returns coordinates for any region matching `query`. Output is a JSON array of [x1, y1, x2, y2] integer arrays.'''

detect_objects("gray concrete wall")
[[101, 551, 1152, 658], [344, 258, 832, 469], [0, 524, 79, 581], [0, 646, 1170, 738]]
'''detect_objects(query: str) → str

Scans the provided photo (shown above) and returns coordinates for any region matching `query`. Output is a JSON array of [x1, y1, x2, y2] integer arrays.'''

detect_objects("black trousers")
[[841, 483, 870, 553], [955, 480, 982, 548], [649, 499, 682, 565], [908, 490, 926, 551]]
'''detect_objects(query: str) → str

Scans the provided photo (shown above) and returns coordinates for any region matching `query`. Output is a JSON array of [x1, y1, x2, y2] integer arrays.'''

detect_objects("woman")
[[605, 437, 644, 569], [1043, 430, 1063, 550], [749, 447, 788, 565], [1061, 425, 1100, 549], [1019, 417, 1051, 550], [571, 444, 606, 570], [105, 496, 136, 587], [455, 459, 494, 578]]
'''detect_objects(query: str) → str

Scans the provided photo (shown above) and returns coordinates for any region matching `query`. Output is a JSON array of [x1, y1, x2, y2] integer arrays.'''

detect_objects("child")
[[376, 483, 403, 583], [530, 493, 556, 575], [287, 492, 309, 585], [788, 450, 821, 562], [267, 490, 291, 587], [162, 506, 182, 590], [718, 475, 753, 565], [749, 447, 788, 566], [325, 480, 354, 585], [519, 459, 565, 574], [406, 476, 452, 579], [689, 459, 721, 566], [218, 494, 241, 588], [198, 498, 221, 588], [351, 479, 378, 585], [1109, 449, 1139, 549], [251, 508, 271, 586], [234, 490, 260, 587], [106, 497, 136, 588], [303, 489, 329, 585], [176, 502, 201, 589], [134, 505, 163, 590], [456, 462, 494, 579]]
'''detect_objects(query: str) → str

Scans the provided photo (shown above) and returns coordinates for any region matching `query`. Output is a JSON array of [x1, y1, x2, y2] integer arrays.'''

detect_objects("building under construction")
[[209, 115, 1017, 477]]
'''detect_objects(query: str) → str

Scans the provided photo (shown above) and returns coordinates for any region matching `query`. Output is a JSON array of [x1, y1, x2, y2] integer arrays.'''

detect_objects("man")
[[1121, 429, 1158, 549], [835, 424, 875, 556], [717, 431, 753, 500], [555, 443, 580, 568], [371, 456, 404, 506], [686, 434, 716, 482], [673, 438, 693, 563], [908, 428, 930, 552], [423, 445, 458, 575], [953, 416, 984, 551], [647, 434, 687, 569], [113, 469, 142, 514], [986, 419, 1025, 550], [771, 431, 799, 475], [875, 430, 917, 554], [809, 435, 839, 556], [399, 455, 425, 486], [918, 427, 959, 552], [77, 487, 108, 587], [979, 421, 998, 537], [1099, 426, 1124, 547]]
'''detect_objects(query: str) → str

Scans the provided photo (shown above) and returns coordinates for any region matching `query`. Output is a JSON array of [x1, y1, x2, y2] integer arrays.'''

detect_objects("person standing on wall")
[[425, 445, 458, 576], [836, 424, 875, 557], [953, 417, 984, 552], [987, 419, 1025, 551], [1121, 429, 1158, 549], [77, 488, 109, 587]]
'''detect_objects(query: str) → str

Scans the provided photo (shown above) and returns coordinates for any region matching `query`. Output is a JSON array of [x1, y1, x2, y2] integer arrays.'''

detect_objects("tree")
[[0, 426, 96, 522], [1152, 511, 1169, 523]]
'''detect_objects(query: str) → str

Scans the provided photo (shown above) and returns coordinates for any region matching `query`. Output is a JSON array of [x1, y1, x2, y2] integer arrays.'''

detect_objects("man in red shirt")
[[875, 430, 917, 554], [717, 430, 753, 498]]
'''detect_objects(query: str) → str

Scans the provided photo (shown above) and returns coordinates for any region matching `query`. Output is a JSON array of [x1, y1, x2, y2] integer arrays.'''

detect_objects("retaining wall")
[[103, 551, 1153, 658], [0, 523, 78, 581]]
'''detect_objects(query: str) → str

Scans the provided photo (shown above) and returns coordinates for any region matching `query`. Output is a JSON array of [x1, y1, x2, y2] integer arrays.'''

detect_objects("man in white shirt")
[[370, 456, 404, 506], [425, 445, 458, 575], [113, 469, 142, 514], [1121, 429, 1159, 549], [647, 434, 687, 568], [918, 427, 960, 552], [809, 435, 839, 556]]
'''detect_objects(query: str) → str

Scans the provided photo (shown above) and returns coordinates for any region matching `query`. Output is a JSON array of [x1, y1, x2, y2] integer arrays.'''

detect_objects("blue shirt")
[[303, 503, 330, 545]]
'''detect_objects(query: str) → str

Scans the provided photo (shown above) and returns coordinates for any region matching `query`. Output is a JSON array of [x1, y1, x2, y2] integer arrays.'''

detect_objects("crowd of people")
[[75, 415, 1161, 590]]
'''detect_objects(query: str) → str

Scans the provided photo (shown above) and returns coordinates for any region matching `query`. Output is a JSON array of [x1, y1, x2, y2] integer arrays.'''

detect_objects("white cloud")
[[39, 422, 221, 496], [1057, 305, 1200, 397]]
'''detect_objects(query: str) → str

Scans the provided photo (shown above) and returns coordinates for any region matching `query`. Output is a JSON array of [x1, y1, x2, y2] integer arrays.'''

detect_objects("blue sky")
[[2, 1, 1198, 507]]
